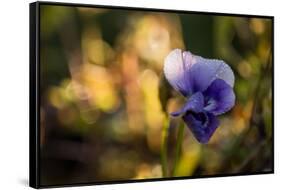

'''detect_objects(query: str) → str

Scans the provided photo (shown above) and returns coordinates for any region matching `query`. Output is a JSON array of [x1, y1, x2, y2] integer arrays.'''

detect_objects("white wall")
[[0, 0, 278, 189]]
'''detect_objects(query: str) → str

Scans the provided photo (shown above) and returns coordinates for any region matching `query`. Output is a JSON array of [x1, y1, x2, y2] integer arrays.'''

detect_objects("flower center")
[[204, 98, 217, 111], [187, 111, 209, 128]]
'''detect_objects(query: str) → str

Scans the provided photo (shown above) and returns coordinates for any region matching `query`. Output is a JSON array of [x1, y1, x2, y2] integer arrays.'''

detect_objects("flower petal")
[[182, 111, 219, 143], [164, 49, 234, 96], [164, 49, 191, 96], [187, 54, 235, 93], [171, 92, 204, 117], [203, 79, 235, 115]]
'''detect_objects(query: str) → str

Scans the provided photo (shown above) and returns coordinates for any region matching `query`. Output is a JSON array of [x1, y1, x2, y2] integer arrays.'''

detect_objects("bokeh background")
[[39, 4, 273, 186]]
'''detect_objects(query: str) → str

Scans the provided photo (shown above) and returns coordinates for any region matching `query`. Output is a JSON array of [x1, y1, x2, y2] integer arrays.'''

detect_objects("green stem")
[[161, 115, 169, 177], [172, 122, 185, 176]]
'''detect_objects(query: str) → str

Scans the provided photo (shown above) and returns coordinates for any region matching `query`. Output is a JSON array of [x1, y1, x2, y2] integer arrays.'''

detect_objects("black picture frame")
[[30, 1, 274, 188]]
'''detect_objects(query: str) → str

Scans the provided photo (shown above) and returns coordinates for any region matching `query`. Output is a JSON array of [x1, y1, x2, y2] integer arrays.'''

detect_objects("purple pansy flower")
[[164, 49, 235, 143]]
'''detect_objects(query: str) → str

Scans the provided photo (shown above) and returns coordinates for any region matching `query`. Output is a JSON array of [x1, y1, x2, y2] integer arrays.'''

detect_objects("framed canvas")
[[29, 1, 274, 188]]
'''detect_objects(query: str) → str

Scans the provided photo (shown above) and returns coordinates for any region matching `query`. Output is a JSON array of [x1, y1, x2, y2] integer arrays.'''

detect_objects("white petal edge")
[[163, 49, 185, 92]]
